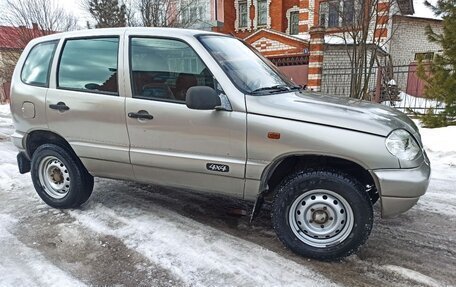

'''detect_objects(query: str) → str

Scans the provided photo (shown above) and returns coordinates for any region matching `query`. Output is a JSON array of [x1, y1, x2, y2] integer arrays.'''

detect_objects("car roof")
[[33, 27, 228, 42]]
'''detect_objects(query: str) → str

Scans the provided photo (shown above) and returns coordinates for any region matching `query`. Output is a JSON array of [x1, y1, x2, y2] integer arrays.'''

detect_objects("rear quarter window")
[[21, 41, 58, 87]]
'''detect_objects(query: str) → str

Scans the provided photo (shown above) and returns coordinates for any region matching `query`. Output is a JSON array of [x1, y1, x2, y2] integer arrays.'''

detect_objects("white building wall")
[[389, 16, 443, 65]]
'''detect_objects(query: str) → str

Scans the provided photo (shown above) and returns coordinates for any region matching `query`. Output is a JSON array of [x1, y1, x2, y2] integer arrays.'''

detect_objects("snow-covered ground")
[[0, 103, 455, 286], [381, 92, 446, 114]]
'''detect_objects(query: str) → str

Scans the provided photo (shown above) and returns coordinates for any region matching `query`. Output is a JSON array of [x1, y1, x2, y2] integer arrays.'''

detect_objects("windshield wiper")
[[250, 85, 291, 94]]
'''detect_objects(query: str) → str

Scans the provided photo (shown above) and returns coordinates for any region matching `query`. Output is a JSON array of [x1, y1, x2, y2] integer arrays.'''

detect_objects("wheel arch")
[[261, 153, 377, 199], [250, 153, 378, 221], [25, 130, 80, 165]]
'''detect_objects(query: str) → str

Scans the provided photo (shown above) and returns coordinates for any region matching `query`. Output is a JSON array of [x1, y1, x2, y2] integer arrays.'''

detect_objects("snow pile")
[[0, 104, 13, 139], [0, 104, 11, 117], [415, 122, 456, 217]]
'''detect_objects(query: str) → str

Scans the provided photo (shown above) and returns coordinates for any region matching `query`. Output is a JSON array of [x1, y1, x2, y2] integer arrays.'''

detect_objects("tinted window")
[[58, 37, 119, 94], [130, 37, 214, 102], [21, 41, 57, 87]]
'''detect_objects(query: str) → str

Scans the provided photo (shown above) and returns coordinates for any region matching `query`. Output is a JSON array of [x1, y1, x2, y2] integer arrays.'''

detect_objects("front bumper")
[[372, 160, 431, 218]]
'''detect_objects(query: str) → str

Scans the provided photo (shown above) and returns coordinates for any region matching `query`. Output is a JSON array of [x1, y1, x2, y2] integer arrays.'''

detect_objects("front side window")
[[239, 2, 248, 28], [257, 0, 267, 26], [130, 37, 214, 102], [199, 35, 296, 94], [21, 41, 58, 87], [58, 37, 119, 94], [289, 11, 299, 35]]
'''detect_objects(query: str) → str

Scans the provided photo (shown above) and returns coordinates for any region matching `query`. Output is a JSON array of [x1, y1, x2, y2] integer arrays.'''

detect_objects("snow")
[[382, 92, 445, 114], [0, 214, 85, 287], [411, 0, 442, 20], [0, 102, 455, 285], [69, 204, 339, 287], [381, 265, 442, 287]]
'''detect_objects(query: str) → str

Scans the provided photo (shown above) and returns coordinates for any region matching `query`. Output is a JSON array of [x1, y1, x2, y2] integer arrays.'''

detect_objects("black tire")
[[31, 144, 94, 208], [272, 169, 373, 261]]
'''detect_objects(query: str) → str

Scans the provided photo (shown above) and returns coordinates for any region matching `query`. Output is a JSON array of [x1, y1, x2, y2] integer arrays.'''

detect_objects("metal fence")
[[321, 62, 446, 115]]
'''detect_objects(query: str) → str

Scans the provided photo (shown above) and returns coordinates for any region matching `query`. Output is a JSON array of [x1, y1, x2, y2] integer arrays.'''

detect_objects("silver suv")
[[10, 28, 430, 260]]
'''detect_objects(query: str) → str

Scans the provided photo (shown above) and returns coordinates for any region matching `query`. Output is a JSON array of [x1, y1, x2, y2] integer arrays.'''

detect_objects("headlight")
[[385, 129, 421, 161]]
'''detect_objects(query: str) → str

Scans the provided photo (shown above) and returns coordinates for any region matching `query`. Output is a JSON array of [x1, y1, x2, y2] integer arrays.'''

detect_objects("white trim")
[[235, 0, 253, 32], [308, 74, 322, 80], [309, 63, 323, 68], [244, 28, 309, 43], [286, 6, 300, 34]]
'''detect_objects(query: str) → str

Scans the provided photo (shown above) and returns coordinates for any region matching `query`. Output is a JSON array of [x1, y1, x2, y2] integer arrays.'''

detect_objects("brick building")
[[208, 0, 434, 93]]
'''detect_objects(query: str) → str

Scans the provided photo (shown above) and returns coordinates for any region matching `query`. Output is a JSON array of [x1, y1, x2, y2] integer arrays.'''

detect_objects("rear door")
[[46, 34, 134, 179], [125, 36, 247, 197]]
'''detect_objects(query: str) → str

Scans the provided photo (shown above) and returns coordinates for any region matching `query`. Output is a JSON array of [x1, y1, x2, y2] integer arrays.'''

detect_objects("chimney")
[[32, 23, 38, 30]]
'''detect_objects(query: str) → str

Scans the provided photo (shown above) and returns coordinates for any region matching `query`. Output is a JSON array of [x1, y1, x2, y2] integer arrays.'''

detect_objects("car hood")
[[245, 91, 419, 137]]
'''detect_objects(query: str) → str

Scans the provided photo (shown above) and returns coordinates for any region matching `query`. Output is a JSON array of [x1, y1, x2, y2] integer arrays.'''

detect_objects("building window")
[[257, 0, 267, 26], [343, 0, 355, 25], [289, 11, 299, 35], [319, 0, 357, 28], [239, 2, 248, 28], [415, 52, 434, 61]]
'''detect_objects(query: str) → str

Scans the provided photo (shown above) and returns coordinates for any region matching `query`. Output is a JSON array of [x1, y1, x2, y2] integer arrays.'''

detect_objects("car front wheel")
[[272, 170, 373, 260]]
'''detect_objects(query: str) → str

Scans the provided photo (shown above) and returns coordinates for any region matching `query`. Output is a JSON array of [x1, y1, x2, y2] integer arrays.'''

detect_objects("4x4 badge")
[[206, 163, 229, 173]]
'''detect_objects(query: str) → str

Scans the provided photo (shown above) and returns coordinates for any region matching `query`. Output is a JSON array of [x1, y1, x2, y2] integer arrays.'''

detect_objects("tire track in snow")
[[0, 214, 86, 287], [69, 201, 341, 287]]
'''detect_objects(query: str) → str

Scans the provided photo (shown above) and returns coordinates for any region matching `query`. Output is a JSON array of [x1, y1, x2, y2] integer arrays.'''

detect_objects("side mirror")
[[186, 86, 221, 110]]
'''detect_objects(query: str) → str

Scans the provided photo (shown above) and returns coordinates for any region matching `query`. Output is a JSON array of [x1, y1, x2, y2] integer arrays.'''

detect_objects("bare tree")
[[0, 0, 77, 102], [318, 0, 402, 99]]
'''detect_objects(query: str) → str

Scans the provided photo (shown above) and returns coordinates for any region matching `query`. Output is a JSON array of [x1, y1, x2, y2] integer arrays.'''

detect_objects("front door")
[[125, 36, 246, 197], [46, 35, 133, 179]]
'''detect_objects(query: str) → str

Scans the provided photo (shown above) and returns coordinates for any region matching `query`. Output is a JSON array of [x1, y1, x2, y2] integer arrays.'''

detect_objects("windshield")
[[198, 35, 297, 95]]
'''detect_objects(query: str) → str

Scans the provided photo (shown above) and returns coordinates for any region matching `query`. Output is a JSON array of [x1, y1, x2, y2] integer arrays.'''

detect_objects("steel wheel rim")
[[38, 156, 70, 199], [288, 189, 354, 248]]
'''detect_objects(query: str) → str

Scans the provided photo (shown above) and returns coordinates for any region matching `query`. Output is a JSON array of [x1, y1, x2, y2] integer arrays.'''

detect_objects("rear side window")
[[58, 37, 119, 95], [21, 41, 58, 87]]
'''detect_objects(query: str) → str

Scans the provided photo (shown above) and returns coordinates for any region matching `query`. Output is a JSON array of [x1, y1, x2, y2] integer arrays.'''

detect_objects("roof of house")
[[0, 24, 47, 50]]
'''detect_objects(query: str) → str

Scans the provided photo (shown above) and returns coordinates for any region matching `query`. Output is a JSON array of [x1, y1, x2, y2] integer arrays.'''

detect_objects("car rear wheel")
[[31, 144, 94, 208], [272, 170, 373, 260]]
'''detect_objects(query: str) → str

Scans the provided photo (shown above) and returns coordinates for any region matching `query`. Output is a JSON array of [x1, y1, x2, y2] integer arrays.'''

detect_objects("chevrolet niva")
[[10, 28, 430, 260]]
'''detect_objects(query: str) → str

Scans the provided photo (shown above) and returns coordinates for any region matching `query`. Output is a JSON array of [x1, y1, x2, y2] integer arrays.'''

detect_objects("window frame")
[[238, 2, 248, 28], [289, 11, 299, 35], [56, 36, 120, 96], [20, 40, 59, 88], [128, 35, 217, 104], [319, 0, 358, 29], [257, 0, 268, 26]]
